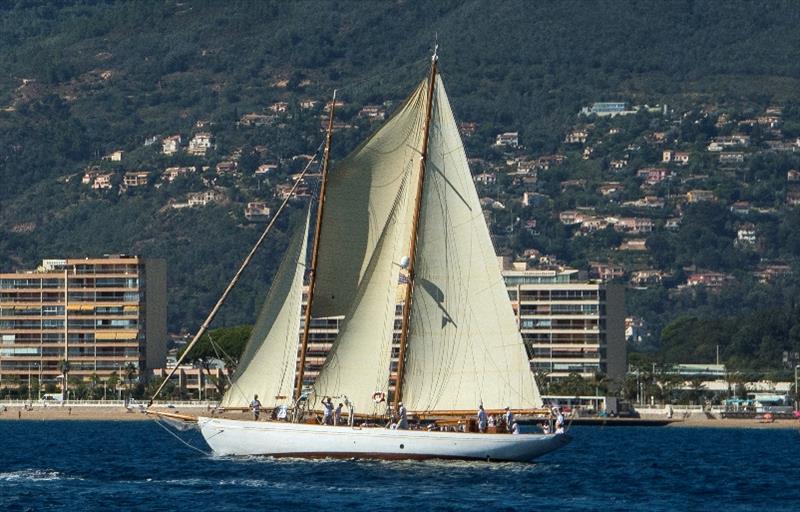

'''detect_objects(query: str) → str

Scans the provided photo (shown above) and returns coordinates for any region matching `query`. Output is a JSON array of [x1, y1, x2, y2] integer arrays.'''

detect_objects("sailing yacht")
[[160, 52, 571, 462]]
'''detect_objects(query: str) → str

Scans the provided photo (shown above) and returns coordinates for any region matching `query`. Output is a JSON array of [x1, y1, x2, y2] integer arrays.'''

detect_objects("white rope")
[[152, 417, 211, 456]]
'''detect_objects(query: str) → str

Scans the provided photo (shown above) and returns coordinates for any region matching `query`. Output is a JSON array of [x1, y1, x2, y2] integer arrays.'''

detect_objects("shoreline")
[[1, 405, 799, 429]]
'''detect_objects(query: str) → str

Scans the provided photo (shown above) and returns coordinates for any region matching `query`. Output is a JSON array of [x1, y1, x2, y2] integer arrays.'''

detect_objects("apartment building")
[[502, 262, 625, 388], [0, 256, 166, 388]]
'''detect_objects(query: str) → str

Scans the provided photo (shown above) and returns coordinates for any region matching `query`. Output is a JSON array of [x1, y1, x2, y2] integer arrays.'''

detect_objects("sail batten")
[[220, 210, 311, 408]]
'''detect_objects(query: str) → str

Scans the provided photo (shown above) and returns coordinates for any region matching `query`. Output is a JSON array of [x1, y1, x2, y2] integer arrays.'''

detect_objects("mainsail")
[[400, 76, 542, 412], [220, 210, 310, 408]]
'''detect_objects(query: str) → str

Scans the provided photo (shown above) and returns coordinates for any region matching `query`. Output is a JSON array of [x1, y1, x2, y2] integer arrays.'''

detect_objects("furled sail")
[[220, 210, 310, 408], [401, 75, 542, 412], [310, 80, 428, 318], [311, 175, 412, 415]]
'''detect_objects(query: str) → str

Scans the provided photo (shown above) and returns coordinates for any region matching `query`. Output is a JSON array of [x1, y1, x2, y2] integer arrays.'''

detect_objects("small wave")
[[0, 469, 82, 482]]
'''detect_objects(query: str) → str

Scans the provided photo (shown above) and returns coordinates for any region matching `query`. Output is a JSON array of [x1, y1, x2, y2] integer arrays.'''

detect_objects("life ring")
[[372, 392, 386, 403]]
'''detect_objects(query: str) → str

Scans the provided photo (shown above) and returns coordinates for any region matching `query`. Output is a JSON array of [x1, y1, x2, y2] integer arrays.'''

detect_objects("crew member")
[[322, 397, 334, 425], [504, 406, 515, 432], [477, 404, 488, 433], [334, 403, 343, 426], [250, 394, 262, 421], [397, 402, 409, 429], [554, 406, 565, 434]]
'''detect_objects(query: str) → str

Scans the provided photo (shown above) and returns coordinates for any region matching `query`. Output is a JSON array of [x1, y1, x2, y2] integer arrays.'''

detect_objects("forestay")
[[220, 210, 310, 408]]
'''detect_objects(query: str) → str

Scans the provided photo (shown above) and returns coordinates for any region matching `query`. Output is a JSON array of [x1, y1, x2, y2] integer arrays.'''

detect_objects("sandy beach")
[[0, 405, 798, 429]]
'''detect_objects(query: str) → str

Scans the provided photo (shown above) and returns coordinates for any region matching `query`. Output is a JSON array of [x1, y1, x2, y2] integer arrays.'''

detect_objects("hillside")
[[3, 1, 800, 372]]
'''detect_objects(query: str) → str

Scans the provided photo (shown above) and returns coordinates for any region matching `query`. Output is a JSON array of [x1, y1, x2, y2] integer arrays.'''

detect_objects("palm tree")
[[59, 360, 71, 401], [124, 363, 137, 400]]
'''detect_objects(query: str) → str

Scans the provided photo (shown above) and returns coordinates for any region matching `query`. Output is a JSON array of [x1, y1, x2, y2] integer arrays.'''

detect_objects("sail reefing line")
[[147, 140, 325, 407]]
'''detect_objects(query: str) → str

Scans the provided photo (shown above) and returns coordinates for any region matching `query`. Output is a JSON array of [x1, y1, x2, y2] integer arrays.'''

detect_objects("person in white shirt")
[[554, 406, 565, 434], [322, 397, 334, 425]]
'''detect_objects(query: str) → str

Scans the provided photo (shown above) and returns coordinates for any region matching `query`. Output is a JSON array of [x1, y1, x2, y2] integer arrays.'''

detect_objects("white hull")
[[198, 417, 571, 462]]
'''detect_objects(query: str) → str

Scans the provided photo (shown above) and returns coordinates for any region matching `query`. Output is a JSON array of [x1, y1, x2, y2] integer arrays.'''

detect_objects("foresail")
[[311, 79, 429, 318], [220, 209, 310, 408], [311, 161, 414, 416], [401, 75, 542, 412]]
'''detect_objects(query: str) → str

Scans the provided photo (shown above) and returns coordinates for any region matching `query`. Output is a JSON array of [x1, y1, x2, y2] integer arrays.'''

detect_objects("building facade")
[[502, 264, 625, 388], [0, 256, 166, 389]]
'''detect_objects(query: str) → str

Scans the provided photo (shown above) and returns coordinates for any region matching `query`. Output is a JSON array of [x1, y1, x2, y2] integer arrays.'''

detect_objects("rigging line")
[[152, 417, 210, 456], [335, 57, 428, 95], [148, 138, 326, 407]]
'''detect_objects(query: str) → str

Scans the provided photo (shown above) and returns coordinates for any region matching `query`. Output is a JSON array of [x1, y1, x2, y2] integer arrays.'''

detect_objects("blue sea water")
[[1, 421, 798, 511]]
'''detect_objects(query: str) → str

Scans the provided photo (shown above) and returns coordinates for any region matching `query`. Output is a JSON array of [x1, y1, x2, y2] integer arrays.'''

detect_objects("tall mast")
[[393, 48, 438, 410], [294, 90, 337, 402]]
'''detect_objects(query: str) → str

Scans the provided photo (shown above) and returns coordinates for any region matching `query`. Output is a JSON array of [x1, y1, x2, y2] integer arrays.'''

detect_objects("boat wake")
[[0, 469, 83, 482]]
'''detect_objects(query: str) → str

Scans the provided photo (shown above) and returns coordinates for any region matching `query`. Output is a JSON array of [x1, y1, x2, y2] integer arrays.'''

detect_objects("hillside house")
[[630, 270, 663, 287], [610, 159, 628, 170], [685, 272, 732, 288], [788, 169, 800, 182], [786, 189, 800, 206], [754, 264, 792, 283], [123, 171, 150, 187], [187, 189, 224, 207], [719, 152, 745, 165], [707, 134, 750, 152], [598, 182, 623, 196], [636, 167, 670, 185], [565, 130, 588, 144], [102, 150, 125, 162], [474, 172, 497, 185], [665, 218, 682, 230], [299, 99, 318, 109], [255, 163, 278, 176], [686, 190, 715, 203], [736, 225, 757, 246], [619, 239, 648, 251], [244, 202, 271, 222], [81, 166, 101, 185], [559, 210, 587, 225], [662, 149, 690, 165], [495, 132, 519, 148], [162, 135, 181, 155], [536, 154, 566, 169], [358, 105, 386, 120], [91, 173, 114, 190], [730, 201, 751, 215], [324, 99, 346, 113], [613, 217, 654, 234], [163, 166, 195, 182], [268, 102, 289, 113], [216, 161, 238, 175], [589, 261, 625, 281], [188, 132, 213, 156], [622, 196, 665, 209], [239, 113, 272, 127], [580, 217, 608, 233], [458, 122, 478, 137], [561, 179, 586, 191], [522, 191, 548, 207]]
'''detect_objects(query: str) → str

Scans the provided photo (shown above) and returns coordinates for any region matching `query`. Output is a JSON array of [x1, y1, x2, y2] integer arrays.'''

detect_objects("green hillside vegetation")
[[3, 1, 800, 372]]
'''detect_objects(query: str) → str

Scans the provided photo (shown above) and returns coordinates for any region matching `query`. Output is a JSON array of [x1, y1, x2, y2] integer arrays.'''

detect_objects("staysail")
[[400, 75, 542, 412], [220, 210, 310, 408], [310, 80, 428, 318]]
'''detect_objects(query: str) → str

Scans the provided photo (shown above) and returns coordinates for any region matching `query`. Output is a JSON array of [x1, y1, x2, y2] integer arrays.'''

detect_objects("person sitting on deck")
[[250, 394, 262, 421], [477, 405, 488, 433], [511, 421, 521, 435], [396, 402, 409, 430], [322, 397, 334, 425], [334, 403, 343, 426]]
